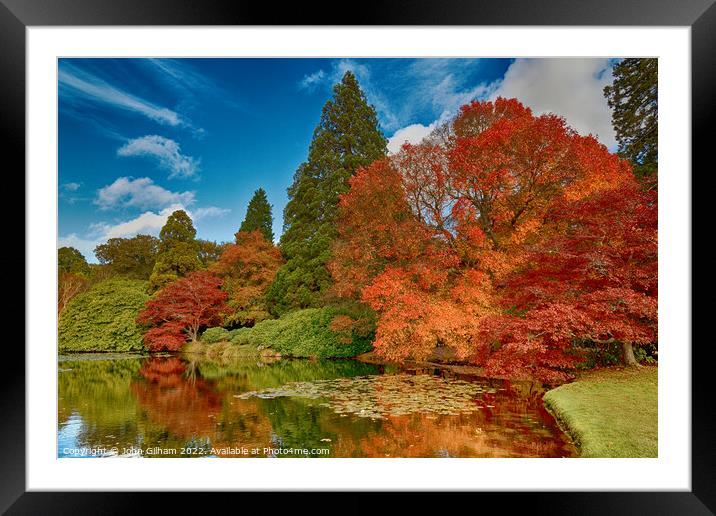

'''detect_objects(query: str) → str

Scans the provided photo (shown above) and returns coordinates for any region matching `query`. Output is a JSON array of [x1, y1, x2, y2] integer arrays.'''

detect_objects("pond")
[[58, 354, 576, 458]]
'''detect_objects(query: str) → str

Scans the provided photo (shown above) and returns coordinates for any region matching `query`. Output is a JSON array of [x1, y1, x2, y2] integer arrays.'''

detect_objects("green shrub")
[[228, 328, 245, 338], [58, 278, 150, 352], [242, 307, 373, 358], [201, 327, 230, 344], [229, 327, 253, 345], [634, 343, 658, 364]]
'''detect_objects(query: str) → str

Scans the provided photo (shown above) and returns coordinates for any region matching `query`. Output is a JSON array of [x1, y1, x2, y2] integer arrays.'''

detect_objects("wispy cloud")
[[58, 182, 89, 204], [117, 135, 200, 179], [192, 206, 230, 220], [297, 59, 400, 131], [144, 58, 244, 114], [95, 177, 195, 211], [58, 62, 189, 128], [403, 59, 491, 117], [298, 58, 491, 133], [61, 182, 81, 192], [298, 70, 326, 92]]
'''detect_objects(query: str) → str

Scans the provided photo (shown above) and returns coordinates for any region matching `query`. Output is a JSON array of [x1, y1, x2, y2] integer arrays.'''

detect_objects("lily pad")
[[235, 374, 494, 419]]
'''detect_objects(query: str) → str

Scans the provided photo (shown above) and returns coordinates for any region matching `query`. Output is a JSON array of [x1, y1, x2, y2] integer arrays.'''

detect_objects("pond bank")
[[543, 365, 658, 457], [355, 350, 488, 377]]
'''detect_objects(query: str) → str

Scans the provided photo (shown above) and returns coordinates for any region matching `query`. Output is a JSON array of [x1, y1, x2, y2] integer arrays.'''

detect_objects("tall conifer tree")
[[239, 188, 274, 242], [267, 71, 387, 314], [603, 58, 658, 183]]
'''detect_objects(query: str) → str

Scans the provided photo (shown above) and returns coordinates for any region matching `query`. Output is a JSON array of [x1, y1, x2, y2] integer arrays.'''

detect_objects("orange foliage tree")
[[137, 271, 229, 351], [210, 230, 283, 327], [330, 97, 657, 382]]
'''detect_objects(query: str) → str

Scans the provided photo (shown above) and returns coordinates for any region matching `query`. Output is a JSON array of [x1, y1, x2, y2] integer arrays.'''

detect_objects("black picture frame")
[[3, 0, 712, 513]]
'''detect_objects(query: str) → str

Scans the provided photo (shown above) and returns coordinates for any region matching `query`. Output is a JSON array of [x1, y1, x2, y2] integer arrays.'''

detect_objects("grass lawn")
[[543, 365, 658, 457]]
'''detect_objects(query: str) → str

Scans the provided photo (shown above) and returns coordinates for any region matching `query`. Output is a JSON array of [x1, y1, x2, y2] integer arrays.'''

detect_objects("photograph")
[[56, 56, 659, 460]]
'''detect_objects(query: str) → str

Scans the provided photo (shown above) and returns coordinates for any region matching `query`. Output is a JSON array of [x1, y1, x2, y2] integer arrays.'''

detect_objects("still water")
[[58, 354, 576, 458]]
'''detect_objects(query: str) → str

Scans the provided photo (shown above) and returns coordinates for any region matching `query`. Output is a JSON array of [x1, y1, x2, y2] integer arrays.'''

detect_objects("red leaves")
[[137, 270, 229, 351], [329, 159, 428, 298], [330, 97, 658, 383]]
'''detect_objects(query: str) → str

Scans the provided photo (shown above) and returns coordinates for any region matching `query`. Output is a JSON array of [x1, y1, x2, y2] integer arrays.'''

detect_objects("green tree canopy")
[[149, 210, 201, 292], [267, 71, 387, 315], [196, 239, 226, 268], [603, 58, 658, 180], [94, 235, 160, 280], [58, 246, 90, 276], [239, 188, 274, 242]]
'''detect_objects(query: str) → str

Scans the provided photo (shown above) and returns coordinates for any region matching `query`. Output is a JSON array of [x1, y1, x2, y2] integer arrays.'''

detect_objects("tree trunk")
[[622, 342, 640, 367], [188, 325, 198, 342]]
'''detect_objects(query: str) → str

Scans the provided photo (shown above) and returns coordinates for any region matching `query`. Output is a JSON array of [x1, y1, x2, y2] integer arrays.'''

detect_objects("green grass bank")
[[543, 366, 658, 457]]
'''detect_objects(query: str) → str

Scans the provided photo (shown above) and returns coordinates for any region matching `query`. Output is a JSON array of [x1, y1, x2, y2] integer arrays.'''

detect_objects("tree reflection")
[[59, 355, 575, 458]]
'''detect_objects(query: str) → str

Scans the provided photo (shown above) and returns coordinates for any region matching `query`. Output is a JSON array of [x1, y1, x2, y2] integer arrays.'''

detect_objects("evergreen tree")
[[158, 209, 196, 250], [148, 210, 201, 292], [267, 71, 387, 315], [603, 58, 658, 183], [239, 188, 274, 242]]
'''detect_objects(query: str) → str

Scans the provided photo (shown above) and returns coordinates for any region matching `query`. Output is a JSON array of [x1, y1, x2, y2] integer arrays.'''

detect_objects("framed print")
[[4, 0, 713, 512]]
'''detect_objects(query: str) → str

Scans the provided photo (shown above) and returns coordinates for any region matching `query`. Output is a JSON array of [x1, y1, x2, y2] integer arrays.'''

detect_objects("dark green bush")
[[573, 339, 658, 369], [201, 327, 230, 344], [58, 278, 150, 352], [634, 343, 658, 364]]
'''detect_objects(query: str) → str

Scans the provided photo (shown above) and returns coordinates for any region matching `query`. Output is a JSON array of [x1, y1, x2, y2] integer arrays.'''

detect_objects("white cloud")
[[387, 58, 617, 154], [58, 63, 186, 127], [387, 122, 438, 154], [490, 58, 616, 149], [117, 135, 200, 179], [103, 205, 187, 239], [59, 204, 185, 261], [95, 177, 195, 211], [192, 206, 230, 220], [57, 233, 102, 261], [60, 203, 230, 262]]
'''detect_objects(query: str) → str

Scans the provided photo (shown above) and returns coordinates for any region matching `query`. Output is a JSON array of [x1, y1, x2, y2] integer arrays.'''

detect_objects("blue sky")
[[58, 57, 618, 262]]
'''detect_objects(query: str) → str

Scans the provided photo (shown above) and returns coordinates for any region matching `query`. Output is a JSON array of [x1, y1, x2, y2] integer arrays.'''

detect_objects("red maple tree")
[[330, 97, 658, 382], [137, 270, 229, 351]]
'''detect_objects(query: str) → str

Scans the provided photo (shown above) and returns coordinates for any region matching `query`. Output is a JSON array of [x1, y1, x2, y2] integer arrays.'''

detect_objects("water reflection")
[[58, 354, 575, 458]]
